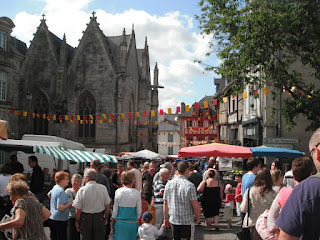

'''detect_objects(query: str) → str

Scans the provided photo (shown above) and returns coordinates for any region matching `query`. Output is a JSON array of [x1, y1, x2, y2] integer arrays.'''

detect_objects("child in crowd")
[[234, 173, 242, 217], [138, 211, 165, 240], [223, 184, 235, 228]]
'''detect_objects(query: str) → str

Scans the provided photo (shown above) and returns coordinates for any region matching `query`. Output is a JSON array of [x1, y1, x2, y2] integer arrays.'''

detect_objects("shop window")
[[168, 134, 173, 142], [78, 91, 96, 139], [0, 71, 7, 101]]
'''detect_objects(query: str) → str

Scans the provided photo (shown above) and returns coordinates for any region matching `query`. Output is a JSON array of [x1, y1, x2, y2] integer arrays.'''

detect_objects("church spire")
[[119, 28, 127, 72], [121, 28, 126, 43], [153, 62, 159, 86]]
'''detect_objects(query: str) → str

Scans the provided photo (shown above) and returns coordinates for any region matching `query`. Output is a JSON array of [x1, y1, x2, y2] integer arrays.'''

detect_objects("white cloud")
[[11, 0, 216, 111]]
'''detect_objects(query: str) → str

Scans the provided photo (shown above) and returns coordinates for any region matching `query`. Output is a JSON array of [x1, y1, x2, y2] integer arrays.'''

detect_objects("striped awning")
[[34, 145, 118, 163]]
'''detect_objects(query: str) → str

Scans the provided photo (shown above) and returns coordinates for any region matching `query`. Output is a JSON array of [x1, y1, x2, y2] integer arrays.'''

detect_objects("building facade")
[[0, 15, 159, 154], [179, 96, 219, 147]]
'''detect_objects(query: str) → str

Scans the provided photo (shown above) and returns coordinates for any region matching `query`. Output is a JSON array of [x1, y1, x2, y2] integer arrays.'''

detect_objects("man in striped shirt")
[[153, 168, 169, 229]]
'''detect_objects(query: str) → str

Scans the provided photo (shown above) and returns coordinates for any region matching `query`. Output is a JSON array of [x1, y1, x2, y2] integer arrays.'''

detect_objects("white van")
[[17, 134, 86, 177]]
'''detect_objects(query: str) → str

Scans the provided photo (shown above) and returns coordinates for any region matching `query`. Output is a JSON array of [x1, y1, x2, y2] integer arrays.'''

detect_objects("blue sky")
[[2, 0, 219, 111]]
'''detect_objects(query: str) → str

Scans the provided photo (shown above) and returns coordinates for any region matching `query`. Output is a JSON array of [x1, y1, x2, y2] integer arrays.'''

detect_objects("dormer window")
[[0, 31, 7, 50]]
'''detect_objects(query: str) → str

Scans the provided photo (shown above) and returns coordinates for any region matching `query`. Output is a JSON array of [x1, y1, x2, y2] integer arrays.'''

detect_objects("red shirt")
[[235, 182, 242, 202]]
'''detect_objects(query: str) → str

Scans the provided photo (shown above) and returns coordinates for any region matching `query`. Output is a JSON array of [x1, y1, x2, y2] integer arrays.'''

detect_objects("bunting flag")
[[136, 112, 140, 118], [96, 114, 100, 119], [128, 112, 133, 118], [213, 99, 217, 106], [83, 115, 87, 120], [23, 112, 27, 117], [186, 105, 190, 111], [120, 113, 125, 119], [263, 87, 269, 95], [194, 103, 199, 110], [243, 92, 248, 99], [102, 114, 107, 119], [176, 106, 180, 113], [151, 110, 155, 117], [223, 97, 228, 103], [77, 115, 80, 120], [168, 108, 172, 114], [110, 114, 115, 118], [65, 115, 68, 121], [160, 109, 164, 115], [53, 115, 56, 120], [203, 101, 209, 108], [254, 89, 258, 95], [143, 111, 147, 117], [233, 95, 237, 100]]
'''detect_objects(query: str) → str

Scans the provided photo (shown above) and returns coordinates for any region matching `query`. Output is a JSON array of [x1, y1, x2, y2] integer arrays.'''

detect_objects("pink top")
[[277, 187, 293, 208]]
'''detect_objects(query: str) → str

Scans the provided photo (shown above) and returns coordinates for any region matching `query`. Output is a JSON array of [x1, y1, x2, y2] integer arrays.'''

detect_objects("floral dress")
[[13, 197, 46, 240]]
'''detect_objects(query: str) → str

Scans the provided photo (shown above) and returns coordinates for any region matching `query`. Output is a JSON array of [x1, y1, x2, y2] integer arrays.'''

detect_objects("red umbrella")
[[178, 143, 253, 159]]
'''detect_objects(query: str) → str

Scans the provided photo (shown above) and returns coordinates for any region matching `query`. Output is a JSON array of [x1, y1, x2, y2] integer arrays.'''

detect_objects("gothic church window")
[[78, 91, 96, 139], [0, 31, 7, 50], [33, 92, 49, 135], [0, 71, 7, 101]]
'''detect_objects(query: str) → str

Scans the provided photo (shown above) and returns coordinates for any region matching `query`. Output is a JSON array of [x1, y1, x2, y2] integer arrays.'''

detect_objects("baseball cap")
[[142, 211, 153, 222], [225, 184, 233, 190]]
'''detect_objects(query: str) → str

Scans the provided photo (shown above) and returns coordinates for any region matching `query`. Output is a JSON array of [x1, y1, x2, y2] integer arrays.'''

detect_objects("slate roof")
[[9, 37, 27, 56], [48, 32, 75, 65]]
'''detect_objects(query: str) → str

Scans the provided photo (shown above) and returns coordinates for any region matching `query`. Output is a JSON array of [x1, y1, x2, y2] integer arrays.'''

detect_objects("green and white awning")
[[34, 145, 118, 163]]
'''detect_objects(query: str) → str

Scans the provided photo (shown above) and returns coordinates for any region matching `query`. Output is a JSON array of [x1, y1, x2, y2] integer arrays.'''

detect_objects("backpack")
[[255, 209, 276, 240]]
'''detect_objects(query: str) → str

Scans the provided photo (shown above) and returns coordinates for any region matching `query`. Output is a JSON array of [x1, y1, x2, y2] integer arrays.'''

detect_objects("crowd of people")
[[0, 128, 320, 240]]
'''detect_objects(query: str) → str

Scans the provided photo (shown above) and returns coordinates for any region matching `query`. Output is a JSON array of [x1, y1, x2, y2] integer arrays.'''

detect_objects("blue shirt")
[[241, 173, 255, 197], [50, 185, 70, 221], [276, 176, 320, 240]]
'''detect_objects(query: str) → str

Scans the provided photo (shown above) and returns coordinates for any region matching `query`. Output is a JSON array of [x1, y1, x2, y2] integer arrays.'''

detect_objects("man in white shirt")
[[73, 168, 111, 240], [127, 160, 142, 192]]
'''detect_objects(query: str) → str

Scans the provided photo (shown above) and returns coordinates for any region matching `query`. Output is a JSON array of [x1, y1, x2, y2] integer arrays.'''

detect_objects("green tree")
[[196, 0, 320, 131]]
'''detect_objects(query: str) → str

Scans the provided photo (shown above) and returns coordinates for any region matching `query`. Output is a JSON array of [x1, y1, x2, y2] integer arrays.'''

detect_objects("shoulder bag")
[[237, 187, 251, 240], [197, 181, 207, 202]]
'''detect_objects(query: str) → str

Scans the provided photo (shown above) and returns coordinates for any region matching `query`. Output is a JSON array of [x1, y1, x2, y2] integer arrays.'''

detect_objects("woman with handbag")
[[240, 169, 276, 240], [0, 180, 50, 239], [197, 169, 223, 231]]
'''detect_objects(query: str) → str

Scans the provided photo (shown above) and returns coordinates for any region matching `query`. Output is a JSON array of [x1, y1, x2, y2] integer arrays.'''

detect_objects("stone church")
[[0, 14, 159, 154]]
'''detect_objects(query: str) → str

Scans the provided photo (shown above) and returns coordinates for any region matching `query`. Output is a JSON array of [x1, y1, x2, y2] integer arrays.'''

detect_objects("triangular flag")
[[254, 89, 258, 95], [203, 101, 209, 108], [96, 114, 100, 119], [176, 106, 181, 113], [109, 119, 112, 123], [134, 120, 137, 125], [186, 105, 190, 111], [83, 115, 87, 120], [128, 112, 133, 118], [144, 121, 147, 125], [89, 115, 93, 119], [23, 112, 27, 117], [77, 115, 80, 120], [155, 121, 158, 125], [65, 115, 68, 121], [151, 110, 155, 117], [263, 87, 269, 95], [168, 108, 172, 114], [102, 114, 107, 119], [136, 112, 140, 118], [143, 111, 147, 117], [243, 92, 248, 99], [194, 103, 199, 110], [160, 109, 164, 115], [121, 113, 125, 119], [110, 114, 115, 118]]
